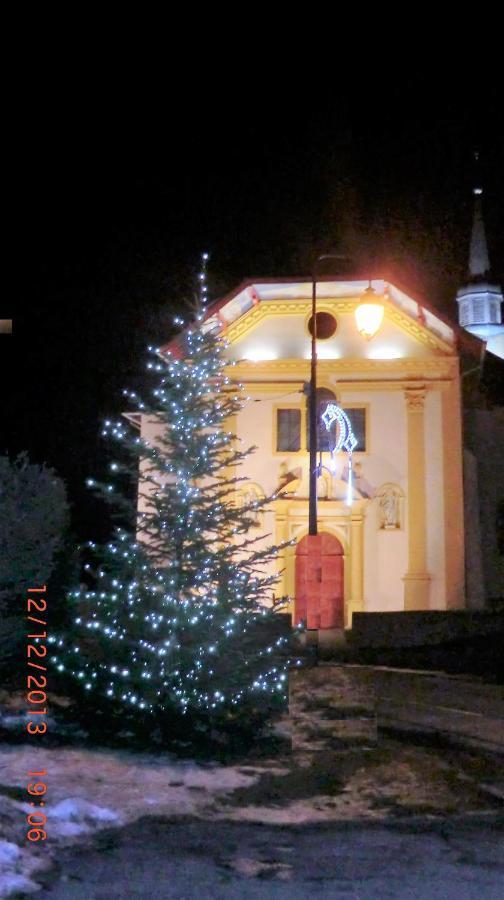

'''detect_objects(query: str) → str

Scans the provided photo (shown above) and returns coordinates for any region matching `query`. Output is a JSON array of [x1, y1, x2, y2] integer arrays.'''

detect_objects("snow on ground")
[[47, 797, 120, 838], [0, 744, 262, 897], [0, 744, 260, 829], [0, 838, 52, 897], [0, 739, 499, 896]]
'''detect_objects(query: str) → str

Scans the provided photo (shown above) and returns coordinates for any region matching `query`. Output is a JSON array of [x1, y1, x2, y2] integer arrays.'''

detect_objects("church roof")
[[162, 274, 483, 362]]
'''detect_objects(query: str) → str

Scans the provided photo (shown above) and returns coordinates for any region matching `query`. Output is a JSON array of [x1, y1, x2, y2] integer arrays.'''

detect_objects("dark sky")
[[4, 68, 503, 539]]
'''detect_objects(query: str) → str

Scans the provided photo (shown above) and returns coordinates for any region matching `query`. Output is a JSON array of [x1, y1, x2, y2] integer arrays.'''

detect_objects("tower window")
[[460, 301, 470, 326], [472, 298, 486, 323]]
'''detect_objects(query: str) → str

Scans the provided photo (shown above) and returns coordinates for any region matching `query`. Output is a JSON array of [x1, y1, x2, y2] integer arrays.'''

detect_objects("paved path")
[[370, 668, 504, 756], [39, 815, 504, 899]]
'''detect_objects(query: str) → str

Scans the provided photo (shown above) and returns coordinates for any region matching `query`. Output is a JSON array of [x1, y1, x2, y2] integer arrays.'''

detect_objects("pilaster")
[[403, 387, 431, 609], [348, 503, 365, 628]]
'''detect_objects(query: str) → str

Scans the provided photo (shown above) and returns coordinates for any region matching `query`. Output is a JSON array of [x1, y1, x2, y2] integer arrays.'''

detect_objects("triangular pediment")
[[203, 279, 457, 363]]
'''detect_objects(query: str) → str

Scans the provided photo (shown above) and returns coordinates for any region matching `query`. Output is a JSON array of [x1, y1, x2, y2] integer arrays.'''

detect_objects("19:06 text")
[[26, 586, 48, 841]]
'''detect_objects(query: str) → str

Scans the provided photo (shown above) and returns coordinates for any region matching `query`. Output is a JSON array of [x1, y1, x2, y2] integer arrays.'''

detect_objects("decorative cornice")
[[274, 497, 368, 515], [224, 296, 454, 354], [225, 300, 354, 344], [385, 304, 453, 353], [242, 381, 305, 394], [230, 357, 456, 382]]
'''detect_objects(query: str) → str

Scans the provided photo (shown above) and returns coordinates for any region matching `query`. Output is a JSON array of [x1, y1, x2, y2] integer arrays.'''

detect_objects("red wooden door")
[[295, 533, 344, 629]]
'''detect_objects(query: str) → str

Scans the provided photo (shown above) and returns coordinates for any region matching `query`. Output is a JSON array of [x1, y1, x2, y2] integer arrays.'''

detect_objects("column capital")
[[404, 386, 426, 411]]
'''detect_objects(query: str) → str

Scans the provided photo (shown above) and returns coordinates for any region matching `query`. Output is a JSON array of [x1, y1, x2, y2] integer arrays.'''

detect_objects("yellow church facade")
[[142, 276, 472, 631], [206, 276, 468, 629]]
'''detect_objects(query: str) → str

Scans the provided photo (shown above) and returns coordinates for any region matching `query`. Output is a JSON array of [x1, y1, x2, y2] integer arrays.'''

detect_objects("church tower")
[[456, 170, 504, 360]]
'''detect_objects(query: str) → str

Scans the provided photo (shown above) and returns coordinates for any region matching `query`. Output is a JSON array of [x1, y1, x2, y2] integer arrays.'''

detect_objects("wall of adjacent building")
[[464, 408, 504, 602]]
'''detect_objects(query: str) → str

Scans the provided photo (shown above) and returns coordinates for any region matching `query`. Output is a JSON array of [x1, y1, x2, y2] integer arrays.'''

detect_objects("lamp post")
[[309, 254, 349, 535], [308, 264, 384, 536]]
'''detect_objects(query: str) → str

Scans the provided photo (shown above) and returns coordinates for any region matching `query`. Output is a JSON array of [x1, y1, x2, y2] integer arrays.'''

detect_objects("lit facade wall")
[[148, 280, 467, 624], [232, 375, 454, 619]]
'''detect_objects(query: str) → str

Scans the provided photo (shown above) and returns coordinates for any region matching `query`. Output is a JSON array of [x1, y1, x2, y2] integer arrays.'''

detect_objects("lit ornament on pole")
[[321, 403, 358, 506]]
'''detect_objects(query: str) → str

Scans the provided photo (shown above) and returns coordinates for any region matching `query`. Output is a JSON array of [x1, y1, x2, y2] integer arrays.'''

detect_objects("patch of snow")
[[0, 840, 49, 899], [0, 744, 261, 848], [222, 857, 292, 880], [0, 714, 28, 728], [217, 796, 385, 825], [1, 712, 56, 731], [0, 872, 40, 898], [173, 763, 259, 792], [50, 820, 93, 838], [48, 798, 120, 837], [51, 798, 119, 823], [0, 844, 20, 866]]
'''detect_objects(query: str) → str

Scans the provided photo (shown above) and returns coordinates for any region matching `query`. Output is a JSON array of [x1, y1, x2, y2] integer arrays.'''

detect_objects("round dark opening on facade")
[[308, 311, 337, 339]]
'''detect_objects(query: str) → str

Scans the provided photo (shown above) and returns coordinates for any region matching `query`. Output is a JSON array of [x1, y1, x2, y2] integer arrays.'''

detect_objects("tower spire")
[[469, 152, 490, 277], [456, 152, 504, 359], [469, 187, 490, 278]]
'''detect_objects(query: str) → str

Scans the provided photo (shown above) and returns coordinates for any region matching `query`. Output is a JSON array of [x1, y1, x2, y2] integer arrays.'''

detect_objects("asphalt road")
[[372, 668, 504, 757], [39, 814, 504, 899]]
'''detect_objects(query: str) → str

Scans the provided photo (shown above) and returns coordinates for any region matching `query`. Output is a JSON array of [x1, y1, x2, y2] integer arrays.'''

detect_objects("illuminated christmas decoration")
[[50, 253, 296, 725], [322, 402, 357, 506]]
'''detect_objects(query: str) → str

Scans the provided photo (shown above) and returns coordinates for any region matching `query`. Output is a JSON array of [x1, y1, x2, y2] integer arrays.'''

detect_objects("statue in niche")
[[378, 486, 401, 529]]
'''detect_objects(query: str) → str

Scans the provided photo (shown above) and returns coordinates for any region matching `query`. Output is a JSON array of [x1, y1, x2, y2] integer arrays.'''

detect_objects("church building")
[[144, 187, 504, 634], [196, 275, 469, 630]]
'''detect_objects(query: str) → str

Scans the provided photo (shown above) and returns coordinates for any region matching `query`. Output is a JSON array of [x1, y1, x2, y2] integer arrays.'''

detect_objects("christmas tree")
[[50, 255, 295, 733]]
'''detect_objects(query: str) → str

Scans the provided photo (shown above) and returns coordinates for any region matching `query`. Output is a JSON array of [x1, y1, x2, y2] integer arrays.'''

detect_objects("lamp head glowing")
[[355, 284, 384, 340]]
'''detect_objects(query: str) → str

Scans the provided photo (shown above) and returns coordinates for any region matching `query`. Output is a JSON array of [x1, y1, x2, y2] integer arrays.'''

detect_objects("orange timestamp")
[[26, 585, 48, 842]]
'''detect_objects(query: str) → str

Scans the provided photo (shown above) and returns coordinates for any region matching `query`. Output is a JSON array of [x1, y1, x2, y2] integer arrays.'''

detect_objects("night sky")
[[4, 69, 503, 540]]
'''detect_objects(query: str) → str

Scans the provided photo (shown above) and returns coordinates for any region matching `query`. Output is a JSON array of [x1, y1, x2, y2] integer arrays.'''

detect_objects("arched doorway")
[[295, 533, 344, 629]]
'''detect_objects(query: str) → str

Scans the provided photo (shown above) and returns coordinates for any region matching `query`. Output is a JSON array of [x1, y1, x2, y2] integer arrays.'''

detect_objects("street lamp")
[[308, 264, 383, 536], [355, 282, 385, 339]]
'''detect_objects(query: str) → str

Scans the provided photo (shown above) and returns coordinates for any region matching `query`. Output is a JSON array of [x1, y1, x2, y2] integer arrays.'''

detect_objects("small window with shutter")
[[276, 408, 301, 452], [344, 407, 367, 452]]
